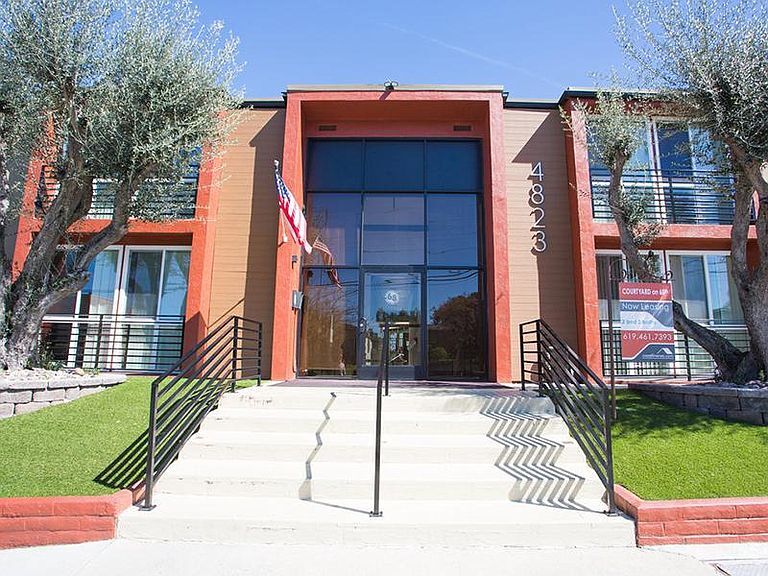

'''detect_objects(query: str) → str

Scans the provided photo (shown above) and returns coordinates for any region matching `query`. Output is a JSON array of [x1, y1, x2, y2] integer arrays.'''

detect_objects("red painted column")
[[11, 158, 45, 277], [270, 95, 303, 381], [563, 101, 603, 376], [485, 94, 513, 382], [182, 147, 221, 352]]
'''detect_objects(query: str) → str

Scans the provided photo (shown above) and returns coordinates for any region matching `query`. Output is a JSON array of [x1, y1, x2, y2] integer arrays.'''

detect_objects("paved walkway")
[[656, 544, 768, 576], [0, 540, 719, 575]]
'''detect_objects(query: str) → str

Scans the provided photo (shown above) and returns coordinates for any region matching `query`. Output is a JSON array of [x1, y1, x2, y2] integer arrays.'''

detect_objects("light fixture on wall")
[[383, 80, 399, 91]]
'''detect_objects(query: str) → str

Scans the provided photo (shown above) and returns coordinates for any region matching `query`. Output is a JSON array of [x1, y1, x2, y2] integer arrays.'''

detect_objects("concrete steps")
[[118, 385, 635, 547], [120, 494, 634, 548]]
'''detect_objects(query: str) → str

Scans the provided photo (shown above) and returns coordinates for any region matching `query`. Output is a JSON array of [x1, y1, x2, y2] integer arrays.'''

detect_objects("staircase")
[[119, 385, 635, 548]]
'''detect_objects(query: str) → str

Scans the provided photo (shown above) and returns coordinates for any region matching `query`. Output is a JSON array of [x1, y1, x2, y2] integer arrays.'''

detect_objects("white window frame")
[[596, 249, 744, 327], [117, 245, 192, 319], [44, 245, 191, 370], [116, 245, 192, 371], [664, 250, 744, 326]]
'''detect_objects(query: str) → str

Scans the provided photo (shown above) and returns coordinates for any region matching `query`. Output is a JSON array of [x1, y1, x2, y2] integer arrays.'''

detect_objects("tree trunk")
[[3, 172, 138, 370], [0, 137, 13, 370], [606, 152, 759, 382]]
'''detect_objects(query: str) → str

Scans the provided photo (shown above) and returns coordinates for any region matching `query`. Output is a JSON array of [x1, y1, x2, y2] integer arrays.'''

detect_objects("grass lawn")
[[612, 390, 768, 501], [0, 376, 262, 498], [0, 377, 153, 498]]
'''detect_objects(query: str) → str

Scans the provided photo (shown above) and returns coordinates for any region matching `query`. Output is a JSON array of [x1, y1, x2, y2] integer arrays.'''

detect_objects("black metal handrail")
[[370, 319, 389, 518], [519, 319, 617, 514], [590, 168, 754, 225], [36, 164, 200, 220], [39, 313, 185, 373], [599, 320, 749, 379], [140, 315, 263, 510]]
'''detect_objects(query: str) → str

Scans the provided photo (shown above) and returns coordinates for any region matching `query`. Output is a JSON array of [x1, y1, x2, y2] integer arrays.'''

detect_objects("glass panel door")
[[72, 250, 120, 368], [120, 249, 189, 371], [360, 271, 423, 379]]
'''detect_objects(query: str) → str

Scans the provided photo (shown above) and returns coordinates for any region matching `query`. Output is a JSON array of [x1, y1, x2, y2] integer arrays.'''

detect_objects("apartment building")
[[13, 84, 753, 382]]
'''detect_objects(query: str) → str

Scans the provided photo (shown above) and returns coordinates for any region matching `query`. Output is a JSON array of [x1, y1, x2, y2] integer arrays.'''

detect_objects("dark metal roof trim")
[[504, 99, 560, 110], [239, 98, 286, 109]]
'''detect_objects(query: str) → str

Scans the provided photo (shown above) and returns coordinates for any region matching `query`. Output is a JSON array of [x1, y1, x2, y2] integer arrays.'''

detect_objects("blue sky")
[[195, 0, 627, 100]]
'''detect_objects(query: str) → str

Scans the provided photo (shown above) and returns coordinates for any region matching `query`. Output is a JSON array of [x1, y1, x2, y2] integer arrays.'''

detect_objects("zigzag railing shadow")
[[519, 319, 617, 515], [480, 395, 591, 511]]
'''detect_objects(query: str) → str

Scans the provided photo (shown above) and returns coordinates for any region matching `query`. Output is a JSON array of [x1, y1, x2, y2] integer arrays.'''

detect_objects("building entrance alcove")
[[298, 138, 487, 381]]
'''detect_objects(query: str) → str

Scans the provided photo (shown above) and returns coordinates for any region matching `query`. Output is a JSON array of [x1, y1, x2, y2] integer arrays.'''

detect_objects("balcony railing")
[[590, 168, 751, 225], [600, 320, 750, 379], [36, 164, 200, 220], [39, 314, 185, 373]]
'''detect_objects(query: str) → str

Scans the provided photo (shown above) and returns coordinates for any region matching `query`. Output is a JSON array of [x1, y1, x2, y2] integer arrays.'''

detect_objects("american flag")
[[274, 162, 312, 255], [312, 237, 342, 288]]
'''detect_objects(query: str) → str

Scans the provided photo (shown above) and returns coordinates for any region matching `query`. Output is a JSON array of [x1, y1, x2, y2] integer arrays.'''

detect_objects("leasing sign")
[[619, 282, 675, 362]]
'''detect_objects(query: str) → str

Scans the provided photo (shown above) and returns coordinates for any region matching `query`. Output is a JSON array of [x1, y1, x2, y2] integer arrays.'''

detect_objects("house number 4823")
[[529, 162, 546, 252]]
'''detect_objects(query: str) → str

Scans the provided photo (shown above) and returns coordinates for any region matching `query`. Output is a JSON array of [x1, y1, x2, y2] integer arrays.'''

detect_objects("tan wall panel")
[[504, 109, 578, 380], [207, 109, 286, 379]]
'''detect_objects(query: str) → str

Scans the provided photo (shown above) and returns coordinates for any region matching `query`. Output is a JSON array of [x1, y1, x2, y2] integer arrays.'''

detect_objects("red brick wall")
[[0, 490, 133, 549], [616, 485, 768, 545]]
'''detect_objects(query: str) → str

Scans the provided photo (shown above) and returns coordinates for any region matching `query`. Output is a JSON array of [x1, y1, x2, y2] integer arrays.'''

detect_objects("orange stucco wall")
[[504, 107, 578, 380], [204, 108, 286, 379]]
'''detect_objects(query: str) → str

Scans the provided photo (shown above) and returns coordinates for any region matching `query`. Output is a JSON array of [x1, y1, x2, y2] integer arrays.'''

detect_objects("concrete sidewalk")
[[0, 540, 718, 576], [655, 544, 768, 576]]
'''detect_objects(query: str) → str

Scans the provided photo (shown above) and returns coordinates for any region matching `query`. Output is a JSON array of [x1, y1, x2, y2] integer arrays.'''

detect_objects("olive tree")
[[0, 0, 241, 370], [565, 0, 768, 382], [566, 90, 761, 382]]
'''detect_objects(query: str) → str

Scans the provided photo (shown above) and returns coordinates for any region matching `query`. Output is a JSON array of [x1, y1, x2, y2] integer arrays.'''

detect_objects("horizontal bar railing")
[[590, 168, 754, 225], [520, 319, 616, 514], [36, 164, 200, 220], [39, 313, 185, 373], [599, 320, 750, 379], [141, 315, 262, 510]]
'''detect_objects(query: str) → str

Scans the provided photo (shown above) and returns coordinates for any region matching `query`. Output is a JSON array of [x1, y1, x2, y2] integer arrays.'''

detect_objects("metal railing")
[[370, 319, 390, 518], [590, 168, 753, 225], [141, 315, 263, 509], [519, 319, 616, 514], [39, 313, 185, 373], [36, 164, 200, 220], [600, 320, 750, 379]]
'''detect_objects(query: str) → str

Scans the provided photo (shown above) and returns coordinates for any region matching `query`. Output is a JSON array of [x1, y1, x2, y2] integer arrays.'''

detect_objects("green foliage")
[[616, 0, 768, 163], [612, 391, 768, 500], [581, 89, 647, 173], [0, 0, 242, 220], [565, 89, 664, 248], [0, 377, 153, 497]]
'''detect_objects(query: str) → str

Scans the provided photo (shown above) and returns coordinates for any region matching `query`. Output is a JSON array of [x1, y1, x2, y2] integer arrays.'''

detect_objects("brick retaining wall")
[[616, 485, 768, 546], [0, 373, 127, 419], [0, 490, 136, 549], [629, 382, 768, 426]]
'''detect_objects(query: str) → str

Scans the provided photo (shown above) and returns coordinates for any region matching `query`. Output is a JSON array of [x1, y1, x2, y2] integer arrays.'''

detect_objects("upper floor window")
[[589, 119, 740, 225]]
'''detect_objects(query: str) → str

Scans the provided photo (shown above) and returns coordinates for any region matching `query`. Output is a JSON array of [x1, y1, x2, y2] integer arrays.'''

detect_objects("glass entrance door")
[[360, 271, 423, 380]]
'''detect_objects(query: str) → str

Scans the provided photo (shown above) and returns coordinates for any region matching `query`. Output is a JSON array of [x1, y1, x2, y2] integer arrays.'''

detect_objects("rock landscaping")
[[629, 381, 768, 426], [0, 370, 126, 419]]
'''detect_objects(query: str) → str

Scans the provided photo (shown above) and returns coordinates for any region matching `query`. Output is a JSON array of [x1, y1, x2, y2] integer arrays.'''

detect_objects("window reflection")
[[427, 270, 485, 378], [306, 193, 361, 266], [363, 272, 421, 369], [427, 194, 479, 266], [364, 141, 424, 191], [306, 140, 363, 191], [426, 141, 482, 191], [299, 268, 359, 377], [362, 195, 424, 265], [301, 139, 487, 379]]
